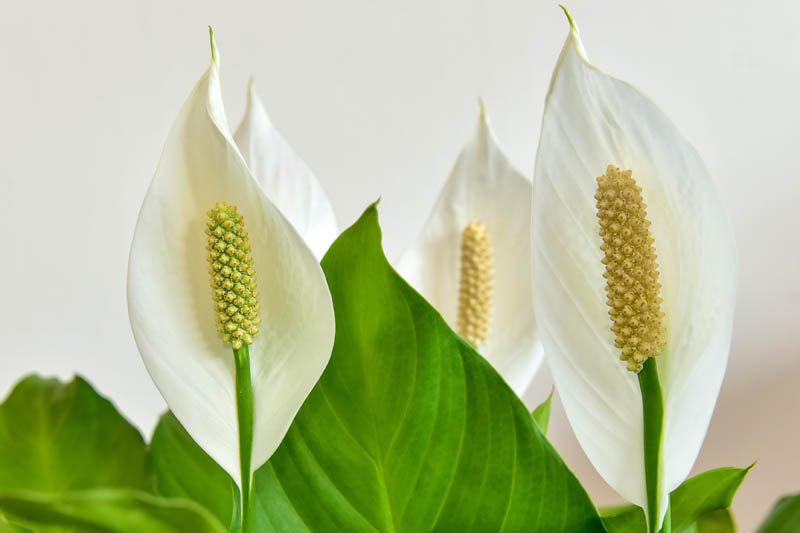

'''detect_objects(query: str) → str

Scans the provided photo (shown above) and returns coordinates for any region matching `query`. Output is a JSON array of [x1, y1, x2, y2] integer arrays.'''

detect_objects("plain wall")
[[1, 1, 798, 530]]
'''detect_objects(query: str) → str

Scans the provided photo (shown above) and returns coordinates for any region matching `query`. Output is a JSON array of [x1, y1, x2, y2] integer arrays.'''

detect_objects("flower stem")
[[638, 357, 666, 533], [233, 345, 254, 533]]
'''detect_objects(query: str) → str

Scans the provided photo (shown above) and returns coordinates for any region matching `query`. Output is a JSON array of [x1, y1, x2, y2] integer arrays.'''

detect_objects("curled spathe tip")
[[559, 5, 579, 34], [208, 25, 219, 67], [477, 96, 487, 121]]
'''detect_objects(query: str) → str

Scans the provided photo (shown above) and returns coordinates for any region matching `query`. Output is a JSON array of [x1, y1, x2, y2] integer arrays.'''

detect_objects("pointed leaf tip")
[[364, 198, 381, 220], [559, 5, 579, 33], [532, 387, 555, 435], [321, 200, 384, 267]]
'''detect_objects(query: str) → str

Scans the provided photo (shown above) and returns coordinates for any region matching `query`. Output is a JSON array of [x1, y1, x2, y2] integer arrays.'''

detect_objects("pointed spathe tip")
[[473, 97, 497, 145], [475, 96, 493, 133], [559, 5, 579, 34], [477, 96, 487, 120], [245, 76, 257, 110], [208, 26, 219, 68]]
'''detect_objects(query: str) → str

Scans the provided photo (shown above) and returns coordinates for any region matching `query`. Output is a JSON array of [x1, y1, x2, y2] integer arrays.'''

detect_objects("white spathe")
[[531, 16, 735, 528], [234, 81, 338, 259], [398, 103, 542, 396], [127, 38, 335, 486]]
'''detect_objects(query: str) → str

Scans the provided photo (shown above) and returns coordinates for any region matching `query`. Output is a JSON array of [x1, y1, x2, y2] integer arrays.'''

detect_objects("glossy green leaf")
[[679, 509, 735, 533], [531, 388, 553, 435], [602, 466, 751, 532], [151, 412, 237, 529], [252, 204, 603, 531], [0, 513, 28, 532], [0, 489, 226, 532], [151, 204, 604, 532], [602, 504, 644, 532], [756, 492, 800, 532], [0, 375, 152, 492], [668, 466, 751, 525]]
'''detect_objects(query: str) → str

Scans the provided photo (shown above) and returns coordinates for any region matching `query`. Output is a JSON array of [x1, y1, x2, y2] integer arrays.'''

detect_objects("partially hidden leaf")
[[602, 466, 751, 532], [152, 204, 604, 532], [0, 512, 28, 532], [684, 509, 736, 533], [0, 489, 226, 533], [668, 465, 751, 527], [0, 375, 152, 493], [756, 493, 800, 533], [151, 412, 236, 529], [532, 388, 554, 435]]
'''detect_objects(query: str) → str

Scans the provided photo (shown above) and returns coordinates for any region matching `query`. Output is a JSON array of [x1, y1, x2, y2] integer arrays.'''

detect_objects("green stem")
[[638, 357, 666, 533], [233, 346, 254, 533]]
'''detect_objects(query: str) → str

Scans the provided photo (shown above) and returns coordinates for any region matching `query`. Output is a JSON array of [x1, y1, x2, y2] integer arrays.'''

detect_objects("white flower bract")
[[531, 15, 736, 528], [399, 103, 542, 396], [127, 36, 335, 487], [234, 81, 338, 259]]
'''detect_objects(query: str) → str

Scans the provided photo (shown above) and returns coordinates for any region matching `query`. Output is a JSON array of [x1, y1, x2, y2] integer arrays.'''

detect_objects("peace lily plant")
[[398, 102, 542, 396], [126, 30, 335, 529], [532, 7, 736, 532], [4, 9, 794, 533]]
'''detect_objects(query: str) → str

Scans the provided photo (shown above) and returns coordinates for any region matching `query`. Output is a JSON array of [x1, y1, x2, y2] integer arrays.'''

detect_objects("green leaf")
[[756, 492, 800, 532], [669, 466, 751, 527], [0, 489, 226, 532], [254, 204, 602, 531], [602, 504, 645, 532], [681, 509, 735, 533], [602, 465, 752, 532], [531, 388, 554, 435], [0, 375, 153, 492], [151, 412, 237, 529], [0, 512, 29, 532], [256, 206, 602, 531], [150, 204, 604, 532]]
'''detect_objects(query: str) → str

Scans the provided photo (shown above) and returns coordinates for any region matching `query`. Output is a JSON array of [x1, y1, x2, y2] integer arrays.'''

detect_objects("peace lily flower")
[[398, 102, 542, 396], [531, 8, 735, 532], [127, 30, 335, 528], [233, 80, 338, 259]]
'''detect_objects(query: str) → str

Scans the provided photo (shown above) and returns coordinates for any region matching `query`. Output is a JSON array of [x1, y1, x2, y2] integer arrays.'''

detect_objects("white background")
[[1, 1, 798, 529]]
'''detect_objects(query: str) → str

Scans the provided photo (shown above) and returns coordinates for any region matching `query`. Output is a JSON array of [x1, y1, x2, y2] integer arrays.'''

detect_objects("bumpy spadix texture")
[[531, 14, 736, 528], [127, 34, 335, 487], [206, 203, 261, 349], [458, 220, 494, 347], [397, 104, 542, 396], [596, 166, 665, 372]]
